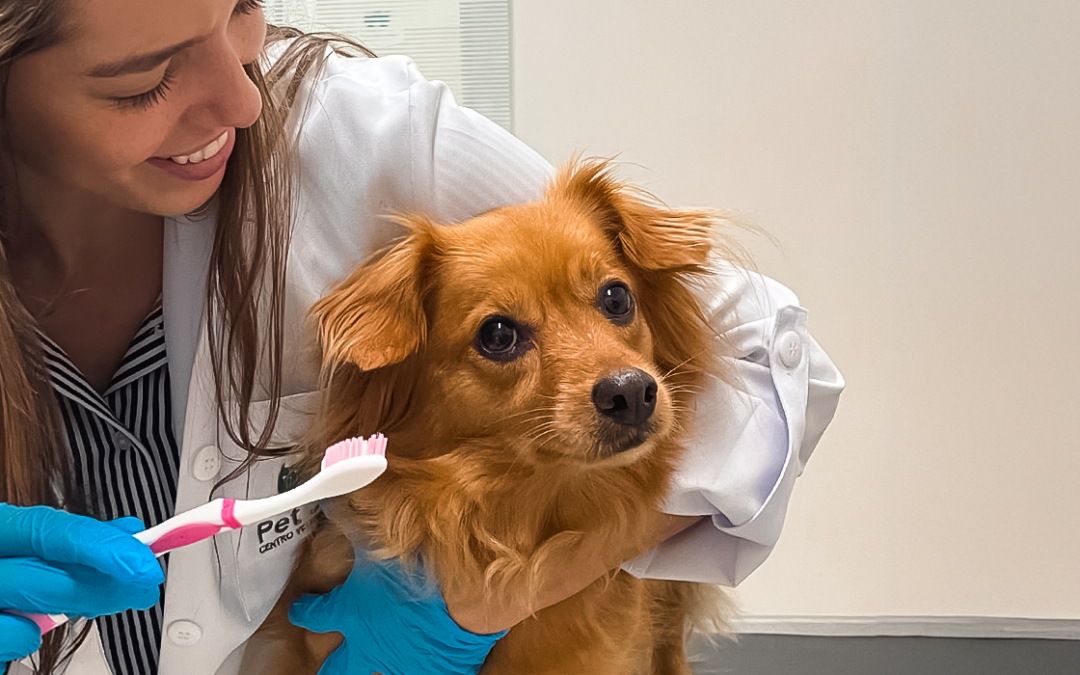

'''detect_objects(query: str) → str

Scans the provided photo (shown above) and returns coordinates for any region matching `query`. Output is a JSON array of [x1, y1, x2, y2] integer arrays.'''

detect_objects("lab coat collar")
[[163, 212, 215, 450]]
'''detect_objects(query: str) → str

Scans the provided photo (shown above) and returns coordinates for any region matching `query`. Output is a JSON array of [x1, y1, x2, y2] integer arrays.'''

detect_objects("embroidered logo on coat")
[[277, 464, 302, 493]]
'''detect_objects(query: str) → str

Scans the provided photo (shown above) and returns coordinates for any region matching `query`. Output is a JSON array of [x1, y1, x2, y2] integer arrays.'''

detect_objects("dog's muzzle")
[[592, 368, 658, 447]]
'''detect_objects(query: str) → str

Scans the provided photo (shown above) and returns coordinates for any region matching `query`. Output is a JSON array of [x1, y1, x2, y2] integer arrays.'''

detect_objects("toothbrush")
[[18, 434, 388, 635]]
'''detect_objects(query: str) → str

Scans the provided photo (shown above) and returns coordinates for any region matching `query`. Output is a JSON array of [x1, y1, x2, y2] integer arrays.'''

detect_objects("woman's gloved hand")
[[289, 554, 507, 675], [0, 503, 163, 662]]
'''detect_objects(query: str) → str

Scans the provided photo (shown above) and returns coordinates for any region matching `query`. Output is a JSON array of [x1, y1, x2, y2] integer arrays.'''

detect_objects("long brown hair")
[[0, 4, 367, 672], [0, 4, 87, 670]]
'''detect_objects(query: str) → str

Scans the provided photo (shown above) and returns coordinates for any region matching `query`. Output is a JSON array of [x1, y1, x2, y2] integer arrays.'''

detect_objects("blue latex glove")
[[289, 554, 507, 675], [0, 503, 163, 662]]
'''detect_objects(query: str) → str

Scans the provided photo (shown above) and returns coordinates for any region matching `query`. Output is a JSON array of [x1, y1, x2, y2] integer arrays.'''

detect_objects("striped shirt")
[[41, 304, 180, 675]]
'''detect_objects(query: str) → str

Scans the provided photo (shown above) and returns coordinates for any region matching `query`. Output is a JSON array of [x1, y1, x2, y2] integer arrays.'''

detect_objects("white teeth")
[[170, 131, 228, 165]]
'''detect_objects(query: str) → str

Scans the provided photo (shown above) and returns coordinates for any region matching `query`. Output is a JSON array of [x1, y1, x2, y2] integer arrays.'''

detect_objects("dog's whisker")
[[498, 409, 552, 425], [528, 425, 561, 441], [521, 418, 556, 434], [665, 383, 706, 397], [661, 355, 698, 379], [523, 424, 562, 445], [518, 411, 557, 432]]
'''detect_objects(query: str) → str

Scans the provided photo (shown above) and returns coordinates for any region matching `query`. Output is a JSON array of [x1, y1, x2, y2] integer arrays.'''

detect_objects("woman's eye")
[[113, 71, 176, 111], [596, 281, 634, 325], [475, 316, 531, 362], [234, 0, 264, 15]]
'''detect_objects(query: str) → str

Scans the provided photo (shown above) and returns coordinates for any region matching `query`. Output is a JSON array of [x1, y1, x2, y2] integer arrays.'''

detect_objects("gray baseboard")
[[689, 634, 1080, 675], [735, 616, 1080, 640]]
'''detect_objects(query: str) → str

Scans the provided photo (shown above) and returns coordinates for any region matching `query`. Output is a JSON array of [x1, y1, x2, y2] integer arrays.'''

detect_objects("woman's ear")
[[554, 158, 716, 273], [313, 217, 438, 371]]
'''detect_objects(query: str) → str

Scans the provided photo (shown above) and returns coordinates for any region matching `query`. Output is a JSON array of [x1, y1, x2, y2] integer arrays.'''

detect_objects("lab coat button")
[[192, 446, 221, 482], [112, 431, 133, 452], [166, 620, 202, 646], [776, 331, 803, 369]]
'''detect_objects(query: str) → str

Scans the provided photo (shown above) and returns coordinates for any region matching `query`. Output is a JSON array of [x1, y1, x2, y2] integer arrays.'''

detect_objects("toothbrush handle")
[[15, 499, 238, 635], [135, 498, 238, 555]]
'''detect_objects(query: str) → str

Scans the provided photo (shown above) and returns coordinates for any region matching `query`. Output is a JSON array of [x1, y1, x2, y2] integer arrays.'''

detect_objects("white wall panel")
[[512, 0, 1080, 628]]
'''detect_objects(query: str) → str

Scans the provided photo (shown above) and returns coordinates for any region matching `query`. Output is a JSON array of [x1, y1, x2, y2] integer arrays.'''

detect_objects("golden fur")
[[244, 159, 737, 674]]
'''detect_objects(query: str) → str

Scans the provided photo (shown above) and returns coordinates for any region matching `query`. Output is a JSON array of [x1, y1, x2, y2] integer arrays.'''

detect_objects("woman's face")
[[3, 0, 267, 218]]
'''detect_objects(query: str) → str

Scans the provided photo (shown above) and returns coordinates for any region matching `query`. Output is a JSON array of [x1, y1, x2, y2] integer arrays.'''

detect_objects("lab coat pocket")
[[215, 391, 322, 624]]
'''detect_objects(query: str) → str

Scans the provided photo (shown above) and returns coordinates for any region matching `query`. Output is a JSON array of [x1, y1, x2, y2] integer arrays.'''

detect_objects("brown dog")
[[244, 159, 736, 674]]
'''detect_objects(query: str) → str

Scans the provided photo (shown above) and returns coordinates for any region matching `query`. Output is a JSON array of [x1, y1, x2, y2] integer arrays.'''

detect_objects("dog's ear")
[[554, 159, 735, 397], [313, 218, 437, 371], [554, 158, 715, 273]]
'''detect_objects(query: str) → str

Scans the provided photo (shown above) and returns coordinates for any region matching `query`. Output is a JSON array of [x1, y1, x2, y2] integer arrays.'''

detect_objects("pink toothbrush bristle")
[[322, 434, 387, 468]]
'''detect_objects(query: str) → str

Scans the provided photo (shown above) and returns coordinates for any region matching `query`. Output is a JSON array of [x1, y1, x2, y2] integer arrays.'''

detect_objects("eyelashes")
[[113, 70, 177, 111], [234, 0, 265, 15]]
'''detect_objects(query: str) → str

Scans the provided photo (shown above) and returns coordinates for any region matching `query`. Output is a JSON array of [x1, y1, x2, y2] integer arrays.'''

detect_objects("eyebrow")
[[87, 35, 205, 78]]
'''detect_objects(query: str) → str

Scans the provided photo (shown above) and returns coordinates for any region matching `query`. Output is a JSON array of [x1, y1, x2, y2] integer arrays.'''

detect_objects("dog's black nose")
[[592, 369, 658, 427]]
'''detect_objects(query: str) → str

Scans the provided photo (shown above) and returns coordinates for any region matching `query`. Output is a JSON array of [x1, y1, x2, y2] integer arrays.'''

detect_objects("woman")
[[0, 1, 844, 674]]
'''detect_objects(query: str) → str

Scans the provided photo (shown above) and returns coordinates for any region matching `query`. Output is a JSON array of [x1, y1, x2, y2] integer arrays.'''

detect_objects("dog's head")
[[315, 159, 719, 467]]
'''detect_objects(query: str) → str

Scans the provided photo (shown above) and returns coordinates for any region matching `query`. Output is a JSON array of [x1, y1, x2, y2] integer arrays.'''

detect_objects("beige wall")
[[511, 0, 1080, 620]]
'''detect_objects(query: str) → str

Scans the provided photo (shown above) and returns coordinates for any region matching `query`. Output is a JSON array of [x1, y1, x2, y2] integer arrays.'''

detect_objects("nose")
[[189, 38, 264, 131], [592, 369, 658, 427]]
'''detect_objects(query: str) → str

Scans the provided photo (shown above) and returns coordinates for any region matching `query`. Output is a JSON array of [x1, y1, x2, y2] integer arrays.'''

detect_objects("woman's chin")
[[142, 174, 226, 217]]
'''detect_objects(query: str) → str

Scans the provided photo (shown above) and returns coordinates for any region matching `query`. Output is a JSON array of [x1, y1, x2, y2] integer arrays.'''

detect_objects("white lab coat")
[[17, 52, 843, 675]]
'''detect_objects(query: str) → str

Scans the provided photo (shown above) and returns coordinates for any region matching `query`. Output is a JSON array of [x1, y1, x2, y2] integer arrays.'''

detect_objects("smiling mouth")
[[168, 131, 229, 165]]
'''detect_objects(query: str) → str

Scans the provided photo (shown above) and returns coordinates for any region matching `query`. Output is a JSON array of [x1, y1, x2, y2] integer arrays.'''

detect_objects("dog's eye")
[[596, 281, 635, 326], [475, 316, 530, 361]]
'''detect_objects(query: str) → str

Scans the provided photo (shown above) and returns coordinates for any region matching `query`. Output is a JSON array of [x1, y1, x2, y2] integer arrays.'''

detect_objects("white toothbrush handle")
[[135, 499, 231, 554], [18, 445, 387, 636]]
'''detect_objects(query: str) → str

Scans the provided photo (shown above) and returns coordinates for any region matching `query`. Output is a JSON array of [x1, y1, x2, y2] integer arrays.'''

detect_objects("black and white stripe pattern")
[[41, 304, 180, 675]]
